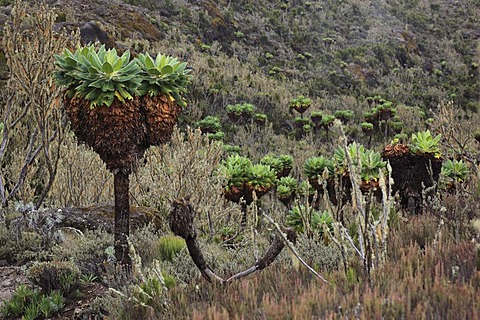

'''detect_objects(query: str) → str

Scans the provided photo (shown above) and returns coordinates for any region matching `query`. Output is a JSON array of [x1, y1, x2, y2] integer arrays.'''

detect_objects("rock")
[[54, 21, 115, 48], [42, 204, 164, 232], [79, 21, 112, 46]]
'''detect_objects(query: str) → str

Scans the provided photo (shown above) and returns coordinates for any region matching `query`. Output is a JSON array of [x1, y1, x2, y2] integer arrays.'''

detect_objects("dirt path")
[[0, 266, 28, 304]]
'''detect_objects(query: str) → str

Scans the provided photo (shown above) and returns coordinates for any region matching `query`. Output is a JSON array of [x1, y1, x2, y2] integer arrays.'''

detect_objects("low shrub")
[[27, 261, 80, 295]]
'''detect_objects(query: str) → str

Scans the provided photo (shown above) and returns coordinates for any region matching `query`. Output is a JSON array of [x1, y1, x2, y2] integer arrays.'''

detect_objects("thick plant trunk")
[[114, 171, 131, 272]]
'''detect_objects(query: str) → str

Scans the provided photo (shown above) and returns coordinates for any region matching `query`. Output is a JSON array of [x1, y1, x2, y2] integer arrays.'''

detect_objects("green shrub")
[[162, 273, 176, 289], [0, 0, 14, 7], [156, 235, 186, 262], [27, 261, 80, 294]]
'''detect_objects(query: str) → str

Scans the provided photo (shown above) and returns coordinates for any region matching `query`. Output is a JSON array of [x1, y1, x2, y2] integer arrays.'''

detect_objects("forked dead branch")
[[169, 196, 308, 284]]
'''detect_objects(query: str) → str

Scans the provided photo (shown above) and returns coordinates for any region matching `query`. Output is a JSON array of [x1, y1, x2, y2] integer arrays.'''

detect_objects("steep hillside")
[[2, 0, 480, 122]]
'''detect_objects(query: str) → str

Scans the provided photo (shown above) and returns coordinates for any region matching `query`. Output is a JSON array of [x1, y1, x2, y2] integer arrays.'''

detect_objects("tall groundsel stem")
[[114, 171, 132, 272]]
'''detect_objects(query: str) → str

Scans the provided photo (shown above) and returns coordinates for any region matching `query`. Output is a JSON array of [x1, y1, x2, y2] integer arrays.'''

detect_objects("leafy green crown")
[[409, 130, 442, 157], [332, 142, 386, 181], [136, 52, 191, 107], [54, 45, 191, 107], [226, 103, 255, 116], [289, 95, 312, 108], [54, 45, 141, 107], [303, 156, 333, 179], [220, 155, 278, 192]]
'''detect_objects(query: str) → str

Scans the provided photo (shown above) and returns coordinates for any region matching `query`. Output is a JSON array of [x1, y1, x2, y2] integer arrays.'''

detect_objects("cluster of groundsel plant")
[[54, 44, 191, 107], [286, 205, 333, 240], [303, 141, 387, 190], [219, 154, 278, 202], [260, 154, 293, 178]]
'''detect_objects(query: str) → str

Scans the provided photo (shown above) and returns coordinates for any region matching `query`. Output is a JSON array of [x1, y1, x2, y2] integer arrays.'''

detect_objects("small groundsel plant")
[[361, 121, 374, 134], [223, 144, 242, 155], [260, 154, 284, 174], [221, 154, 252, 192], [278, 154, 294, 169], [260, 154, 293, 177], [334, 109, 354, 123], [331, 142, 386, 187], [253, 112, 268, 123], [275, 176, 298, 202], [1, 284, 65, 320], [321, 114, 336, 128], [440, 159, 470, 188], [364, 98, 396, 124], [226, 103, 255, 118], [207, 131, 225, 141], [332, 142, 364, 175], [303, 156, 333, 179], [309, 111, 323, 125], [409, 130, 442, 157], [359, 149, 387, 183]]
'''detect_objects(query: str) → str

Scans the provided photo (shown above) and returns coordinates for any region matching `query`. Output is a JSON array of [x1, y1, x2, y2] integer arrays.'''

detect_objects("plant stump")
[[382, 144, 442, 213], [64, 94, 181, 270]]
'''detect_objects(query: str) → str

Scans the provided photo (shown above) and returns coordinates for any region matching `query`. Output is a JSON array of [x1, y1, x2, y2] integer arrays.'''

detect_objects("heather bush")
[[156, 235, 186, 262], [0, 1, 79, 212]]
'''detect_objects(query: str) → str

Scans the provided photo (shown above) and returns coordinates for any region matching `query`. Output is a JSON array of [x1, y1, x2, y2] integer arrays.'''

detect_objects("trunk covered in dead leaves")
[[64, 94, 181, 271], [382, 144, 442, 213]]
